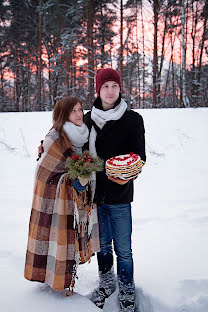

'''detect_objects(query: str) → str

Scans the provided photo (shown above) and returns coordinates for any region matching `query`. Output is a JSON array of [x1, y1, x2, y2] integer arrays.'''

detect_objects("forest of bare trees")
[[0, 0, 208, 111]]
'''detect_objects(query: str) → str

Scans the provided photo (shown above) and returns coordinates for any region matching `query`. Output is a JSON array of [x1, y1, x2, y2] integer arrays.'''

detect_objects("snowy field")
[[0, 108, 208, 312]]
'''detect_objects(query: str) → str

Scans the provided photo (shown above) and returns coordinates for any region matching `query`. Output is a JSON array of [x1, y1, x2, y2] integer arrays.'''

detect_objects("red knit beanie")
[[95, 68, 122, 94]]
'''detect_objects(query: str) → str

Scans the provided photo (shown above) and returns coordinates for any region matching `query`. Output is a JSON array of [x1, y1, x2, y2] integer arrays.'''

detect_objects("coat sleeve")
[[128, 112, 146, 162], [84, 111, 92, 130]]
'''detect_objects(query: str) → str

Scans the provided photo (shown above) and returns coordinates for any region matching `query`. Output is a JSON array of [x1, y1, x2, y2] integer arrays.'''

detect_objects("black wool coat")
[[84, 97, 146, 205]]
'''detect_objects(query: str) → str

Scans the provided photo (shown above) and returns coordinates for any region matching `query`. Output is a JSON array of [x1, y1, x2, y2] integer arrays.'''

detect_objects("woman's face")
[[68, 102, 83, 126]]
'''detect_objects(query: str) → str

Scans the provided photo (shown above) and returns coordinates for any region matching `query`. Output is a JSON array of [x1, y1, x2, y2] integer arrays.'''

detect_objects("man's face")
[[99, 81, 120, 110]]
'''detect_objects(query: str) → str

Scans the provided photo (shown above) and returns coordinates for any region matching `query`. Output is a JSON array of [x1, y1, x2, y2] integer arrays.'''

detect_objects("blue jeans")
[[97, 203, 133, 285]]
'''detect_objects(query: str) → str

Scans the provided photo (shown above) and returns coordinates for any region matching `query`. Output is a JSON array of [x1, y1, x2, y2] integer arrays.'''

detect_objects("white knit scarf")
[[89, 98, 127, 157], [63, 121, 89, 148]]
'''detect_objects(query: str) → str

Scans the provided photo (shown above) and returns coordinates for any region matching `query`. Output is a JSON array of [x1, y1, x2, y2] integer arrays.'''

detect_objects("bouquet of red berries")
[[66, 150, 104, 182]]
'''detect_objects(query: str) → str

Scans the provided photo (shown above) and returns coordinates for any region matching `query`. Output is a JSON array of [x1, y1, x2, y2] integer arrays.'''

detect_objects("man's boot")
[[90, 267, 116, 309], [118, 279, 136, 312]]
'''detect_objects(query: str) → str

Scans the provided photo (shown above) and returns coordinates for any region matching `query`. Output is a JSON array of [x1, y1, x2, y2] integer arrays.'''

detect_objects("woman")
[[24, 96, 100, 295]]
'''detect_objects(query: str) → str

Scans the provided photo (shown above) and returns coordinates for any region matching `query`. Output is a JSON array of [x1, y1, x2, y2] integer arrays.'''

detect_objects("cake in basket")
[[105, 152, 145, 180]]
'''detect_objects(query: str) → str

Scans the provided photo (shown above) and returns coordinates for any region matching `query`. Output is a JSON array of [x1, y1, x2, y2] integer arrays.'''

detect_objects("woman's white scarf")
[[63, 121, 89, 148], [89, 98, 127, 157], [62, 121, 93, 238]]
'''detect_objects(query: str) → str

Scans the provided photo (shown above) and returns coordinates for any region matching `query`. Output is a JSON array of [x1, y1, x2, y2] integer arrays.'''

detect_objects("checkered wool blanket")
[[24, 129, 100, 291]]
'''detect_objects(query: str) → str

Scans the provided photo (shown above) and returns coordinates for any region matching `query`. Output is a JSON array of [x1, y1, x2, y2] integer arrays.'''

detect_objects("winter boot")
[[118, 279, 136, 312], [90, 268, 116, 309]]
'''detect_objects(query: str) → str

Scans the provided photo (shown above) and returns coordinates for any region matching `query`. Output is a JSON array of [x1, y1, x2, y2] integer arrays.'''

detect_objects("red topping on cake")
[[105, 153, 144, 180]]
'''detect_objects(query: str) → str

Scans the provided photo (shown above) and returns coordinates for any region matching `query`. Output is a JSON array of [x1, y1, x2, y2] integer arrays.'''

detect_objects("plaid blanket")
[[24, 129, 100, 291]]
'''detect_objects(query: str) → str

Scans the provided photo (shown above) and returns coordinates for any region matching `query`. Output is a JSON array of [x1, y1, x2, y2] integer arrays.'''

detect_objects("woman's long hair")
[[53, 96, 83, 133]]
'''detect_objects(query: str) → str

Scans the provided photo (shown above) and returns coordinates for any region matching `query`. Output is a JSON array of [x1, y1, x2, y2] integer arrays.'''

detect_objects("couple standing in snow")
[[24, 68, 146, 312]]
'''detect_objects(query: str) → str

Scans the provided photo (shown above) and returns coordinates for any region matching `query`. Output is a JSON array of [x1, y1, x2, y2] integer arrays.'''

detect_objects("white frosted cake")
[[105, 153, 144, 180]]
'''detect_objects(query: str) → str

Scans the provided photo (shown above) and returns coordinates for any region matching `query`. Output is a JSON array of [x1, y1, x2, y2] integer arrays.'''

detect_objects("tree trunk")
[[171, 32, 175, 107], [153, 0, 159, 107], [0, 64, 5, 111], [100, 4, 105, 68], [181, 0, 190, 107], [197, 0, 208, 100], [120, 0, 123, 80], [37, 0, 42, 111], [86, 0, 94, 107], [158, 6, 168, 104], [15, 58, 20, 112], [141, 1, 145, 108]]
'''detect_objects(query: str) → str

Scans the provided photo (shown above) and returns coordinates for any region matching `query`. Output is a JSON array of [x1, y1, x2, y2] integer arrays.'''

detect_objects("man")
[[85, 68, 146, 312]]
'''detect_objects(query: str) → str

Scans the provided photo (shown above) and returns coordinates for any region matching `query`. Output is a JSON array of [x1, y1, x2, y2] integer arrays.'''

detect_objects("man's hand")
[[107, 175, 129, 185], [37, 140, 44, 161]]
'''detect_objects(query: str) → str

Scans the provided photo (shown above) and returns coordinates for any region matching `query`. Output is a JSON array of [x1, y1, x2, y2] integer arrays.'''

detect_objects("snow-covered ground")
[[0, 108, 208, 312]]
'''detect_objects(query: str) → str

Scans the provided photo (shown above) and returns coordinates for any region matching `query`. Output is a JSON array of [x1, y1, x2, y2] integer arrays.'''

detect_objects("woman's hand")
[[78, 176, 89, 186], [37, 140, 44, 161], [107, 176, 129, 185]]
